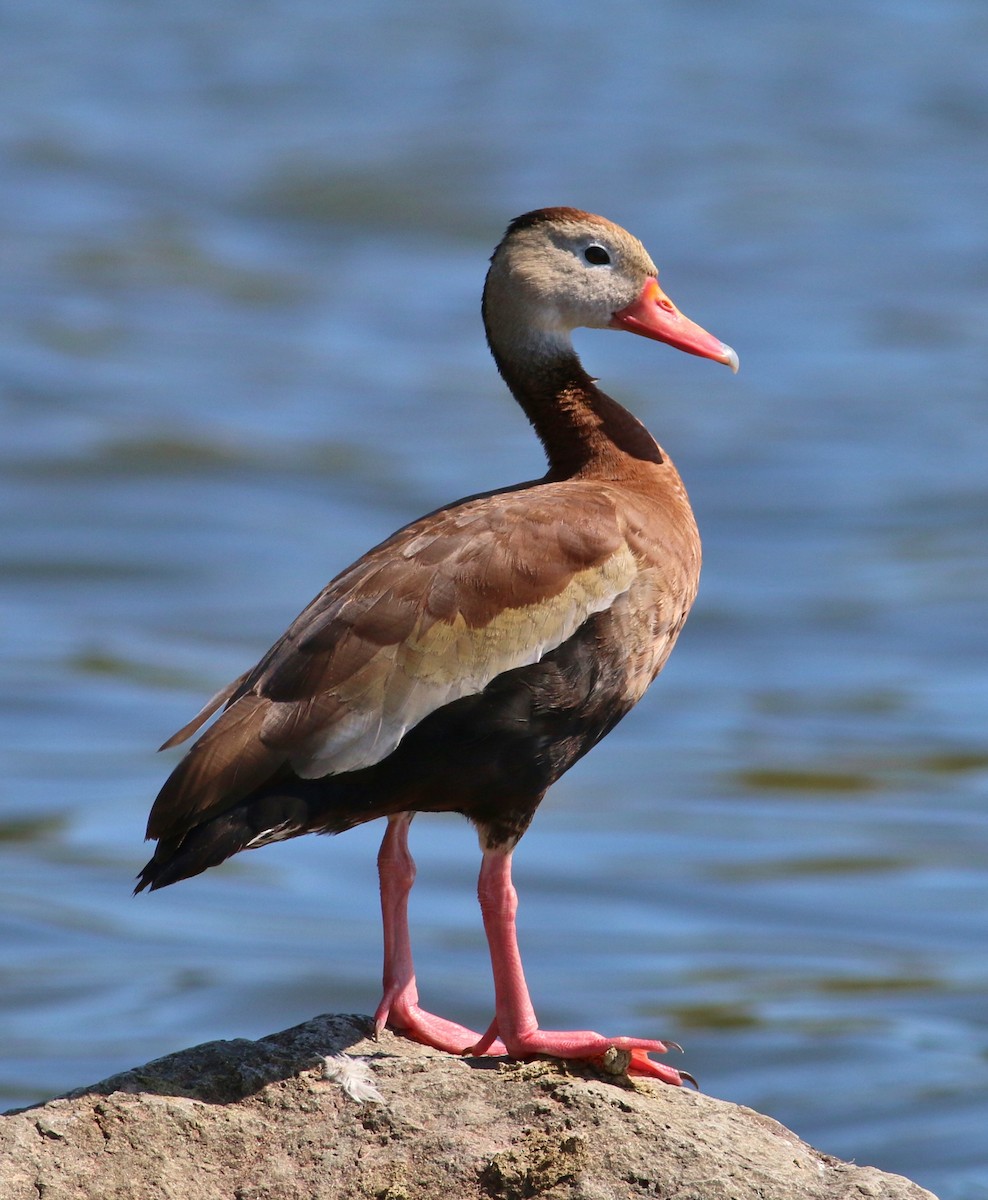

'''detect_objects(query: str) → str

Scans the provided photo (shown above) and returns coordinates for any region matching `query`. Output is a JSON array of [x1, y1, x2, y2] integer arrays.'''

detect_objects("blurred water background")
[[2, 1, 987, 1195]]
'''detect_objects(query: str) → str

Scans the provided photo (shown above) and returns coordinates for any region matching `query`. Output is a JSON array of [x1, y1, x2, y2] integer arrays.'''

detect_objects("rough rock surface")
[[1, 1013, 936, 1200]]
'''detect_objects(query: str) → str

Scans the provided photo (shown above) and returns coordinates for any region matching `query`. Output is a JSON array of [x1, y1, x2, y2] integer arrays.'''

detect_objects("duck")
[[137, 207, 737, 1085]]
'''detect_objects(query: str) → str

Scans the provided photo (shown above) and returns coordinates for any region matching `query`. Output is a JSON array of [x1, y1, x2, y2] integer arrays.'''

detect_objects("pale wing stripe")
[[286, 545, 638, 778]]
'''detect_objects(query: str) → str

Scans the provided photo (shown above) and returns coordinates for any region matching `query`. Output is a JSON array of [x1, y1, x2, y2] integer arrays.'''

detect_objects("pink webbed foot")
[[623, 1047, 695, 1087], [473, 850, 692, 1086], [374, 984, 507, 1056], [466, 1024, 688, 1086]]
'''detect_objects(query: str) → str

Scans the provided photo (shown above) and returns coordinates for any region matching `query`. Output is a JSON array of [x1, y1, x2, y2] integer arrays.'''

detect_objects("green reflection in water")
[[0, 814, 67, 843], [710, 855, 910, 882], [666, 1003, 761, 1031], [816, 975, 941, 995], [737, 769, 878, 794], [67, 651, 197, 691]]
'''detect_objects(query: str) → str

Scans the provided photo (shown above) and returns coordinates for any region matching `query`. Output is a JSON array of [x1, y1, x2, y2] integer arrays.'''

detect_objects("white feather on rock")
[[322, 1054, 385, 1104]]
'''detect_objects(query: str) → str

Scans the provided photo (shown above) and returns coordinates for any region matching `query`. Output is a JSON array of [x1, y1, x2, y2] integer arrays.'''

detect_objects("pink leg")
[[373, 813, 506, 1055], [465, 848, 688, 1085]]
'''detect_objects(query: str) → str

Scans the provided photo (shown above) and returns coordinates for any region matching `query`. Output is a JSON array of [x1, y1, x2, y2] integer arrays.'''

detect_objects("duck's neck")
[[486, 328, 663, 480]]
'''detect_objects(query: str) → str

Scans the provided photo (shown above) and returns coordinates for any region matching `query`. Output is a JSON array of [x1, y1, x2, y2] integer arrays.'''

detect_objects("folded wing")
[[146, 485, 640, 842]]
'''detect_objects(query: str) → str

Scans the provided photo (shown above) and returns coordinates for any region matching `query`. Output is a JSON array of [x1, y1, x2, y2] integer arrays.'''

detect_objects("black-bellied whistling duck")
[[137, 208, 737, 1084]]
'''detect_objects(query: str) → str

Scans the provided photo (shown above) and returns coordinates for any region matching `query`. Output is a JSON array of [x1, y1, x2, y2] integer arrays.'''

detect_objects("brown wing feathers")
[[146, 695, 279, 841], [142, 486, 640, 868]]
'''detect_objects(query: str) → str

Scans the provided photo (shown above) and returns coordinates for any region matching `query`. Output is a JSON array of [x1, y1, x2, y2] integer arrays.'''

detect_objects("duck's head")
[[484, 207, 738, 373]]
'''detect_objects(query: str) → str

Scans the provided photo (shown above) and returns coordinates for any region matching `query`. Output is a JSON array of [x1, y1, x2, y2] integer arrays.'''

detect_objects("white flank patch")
[[292, 544, 638, 779], [322, 1054, 385, 1104]]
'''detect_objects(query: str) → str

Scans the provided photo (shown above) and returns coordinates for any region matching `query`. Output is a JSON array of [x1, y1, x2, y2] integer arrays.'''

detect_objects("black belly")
[[137, 606, 640, 891]]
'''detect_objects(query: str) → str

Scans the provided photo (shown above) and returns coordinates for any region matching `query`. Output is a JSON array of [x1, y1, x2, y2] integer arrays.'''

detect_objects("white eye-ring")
[[583, 244, 611, 266]]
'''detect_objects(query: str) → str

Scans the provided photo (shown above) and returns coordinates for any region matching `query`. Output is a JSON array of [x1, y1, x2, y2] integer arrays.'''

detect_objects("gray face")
[[486, 213, 659, 346]]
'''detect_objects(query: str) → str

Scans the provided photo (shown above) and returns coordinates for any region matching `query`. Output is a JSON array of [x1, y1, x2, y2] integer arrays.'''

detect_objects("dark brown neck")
[[488, 343, 663, 480]]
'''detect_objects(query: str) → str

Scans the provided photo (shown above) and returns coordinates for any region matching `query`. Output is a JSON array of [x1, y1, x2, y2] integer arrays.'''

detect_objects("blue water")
[[2, 2, 987, 1196]]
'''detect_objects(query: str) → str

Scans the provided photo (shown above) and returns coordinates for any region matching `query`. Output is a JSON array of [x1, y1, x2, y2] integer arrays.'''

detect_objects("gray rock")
[[0, 1013, 937, 1200]]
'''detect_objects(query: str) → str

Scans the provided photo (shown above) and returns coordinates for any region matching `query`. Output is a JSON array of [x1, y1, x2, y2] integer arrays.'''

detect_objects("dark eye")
[[583, 244, 611, 266]]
